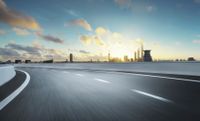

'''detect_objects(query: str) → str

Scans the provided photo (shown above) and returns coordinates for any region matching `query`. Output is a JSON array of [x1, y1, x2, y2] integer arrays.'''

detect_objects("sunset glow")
[[0, 0, 200, 62]]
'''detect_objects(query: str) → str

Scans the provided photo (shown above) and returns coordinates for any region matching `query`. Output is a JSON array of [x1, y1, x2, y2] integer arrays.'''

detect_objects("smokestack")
[[137, 49, 140, 61], [108, 53, 111, 62], [141, 43, 144, 61], [134, 52, 137, 61]]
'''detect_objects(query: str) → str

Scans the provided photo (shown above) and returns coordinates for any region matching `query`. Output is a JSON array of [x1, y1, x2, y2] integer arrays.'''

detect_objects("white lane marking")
[[131, 89, 172, 103], [15, 65, 200, 83], [108, 72, 200, 83], [76, 74, 84, 77], [95, 78, 111, 84], [0, 70, 30, 110]]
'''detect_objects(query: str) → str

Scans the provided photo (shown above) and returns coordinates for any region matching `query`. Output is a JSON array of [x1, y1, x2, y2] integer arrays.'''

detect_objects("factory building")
[[143, 50, 152, 62]]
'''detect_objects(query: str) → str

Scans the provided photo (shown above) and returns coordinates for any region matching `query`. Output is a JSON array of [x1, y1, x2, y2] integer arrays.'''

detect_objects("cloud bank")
[[5, 43, 40, 55], [0, 42, 67, 61], [0, 47, 19, 56], [12, 27, 30, 36], [37, 32, 65, 44], [0, 0, 41, 30]]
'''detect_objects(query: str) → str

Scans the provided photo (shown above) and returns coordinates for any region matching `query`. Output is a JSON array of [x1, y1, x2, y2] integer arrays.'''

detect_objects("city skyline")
[[0, 0, 200, 61]]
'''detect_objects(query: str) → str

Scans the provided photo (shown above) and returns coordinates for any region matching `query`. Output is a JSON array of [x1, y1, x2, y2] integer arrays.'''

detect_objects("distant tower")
[[108, 53, 111, 62], [134, 52, 137, 61], [131, 58, 133, 62], [137, 49, 140, 61], [141, 43, 144, 61], [124, 55, 129, 62], [70, 53, 73, 63], [143, 50, 152, 62]]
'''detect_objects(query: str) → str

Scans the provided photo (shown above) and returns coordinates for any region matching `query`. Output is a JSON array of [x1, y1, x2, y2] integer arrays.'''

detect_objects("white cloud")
[[80, 35, 93, 45], [114, 0, 156, 13], [95, 27, 108, 36], [80, 26, 143, 58], [80, 34, 105, 46], [94, 36, 105, 46], [146, 5, 156, 12], [0, 42, 68, 61], [0, 29, 6, 35], [0, 0, 41, 30], [65, 19, 92, 31], [79, 50, 90, 54], [0, 47, 20, 56], [5, 43, 40, 55], [193, 40, 200, 44], [65, 9, 79, 17], [81, 27, 130, 47], [12, 27, 30, 36], [32, 40, 43, 48], [36, 32, 65, 44]]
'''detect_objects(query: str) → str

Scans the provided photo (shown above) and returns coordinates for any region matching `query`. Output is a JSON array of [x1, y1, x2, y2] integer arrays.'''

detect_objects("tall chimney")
[[134, 51, 137, 61], [137, 49, 140, 61], [108, 53, 111, 62], [141, 43, 144, 61]]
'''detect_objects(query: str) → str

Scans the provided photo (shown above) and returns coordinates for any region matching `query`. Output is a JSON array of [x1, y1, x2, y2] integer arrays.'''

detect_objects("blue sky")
[[0, 0, 200, 61]]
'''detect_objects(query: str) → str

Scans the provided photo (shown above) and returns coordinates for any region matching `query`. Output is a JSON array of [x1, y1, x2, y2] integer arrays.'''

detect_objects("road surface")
[[0, 67, 200, 121]]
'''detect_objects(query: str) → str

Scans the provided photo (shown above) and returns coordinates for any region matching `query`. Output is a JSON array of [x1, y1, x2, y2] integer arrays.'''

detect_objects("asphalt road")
[[0, 67, 200, 121]]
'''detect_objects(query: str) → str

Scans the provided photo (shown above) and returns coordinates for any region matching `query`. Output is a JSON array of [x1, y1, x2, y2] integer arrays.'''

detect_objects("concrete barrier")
[[0, 65, 16, 86], [15, 62, 200, 76]]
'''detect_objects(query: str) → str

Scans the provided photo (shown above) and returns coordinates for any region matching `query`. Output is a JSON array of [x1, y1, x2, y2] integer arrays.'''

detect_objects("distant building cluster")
[[0, 47, 199, 64], [187, 57, 196, 61], [108, 43, 153, 63], [70, 53, 73, 63], [175, 57, 196, 62]]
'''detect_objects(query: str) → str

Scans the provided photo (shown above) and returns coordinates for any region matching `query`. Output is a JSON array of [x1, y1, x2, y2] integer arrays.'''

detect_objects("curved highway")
[[0, 67, 200, 121]]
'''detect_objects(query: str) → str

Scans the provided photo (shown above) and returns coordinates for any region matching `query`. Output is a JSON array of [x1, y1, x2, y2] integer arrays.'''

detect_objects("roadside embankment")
[[0, 65, 16, 86]]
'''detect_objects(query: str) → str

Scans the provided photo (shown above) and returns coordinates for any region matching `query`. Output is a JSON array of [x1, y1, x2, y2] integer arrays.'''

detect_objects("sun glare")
[[110, 45, 132, 59]]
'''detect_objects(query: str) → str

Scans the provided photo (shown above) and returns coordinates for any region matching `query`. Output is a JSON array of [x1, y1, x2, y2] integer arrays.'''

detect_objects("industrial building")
[[70, 53, 73, 63], [143, 50, 152, 62], [15, 60, 22, 63], [188, 57, 196, 61], [124, 55, 129, 62], [107, 42, 153, 63], [134, 43, 152, 62]]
